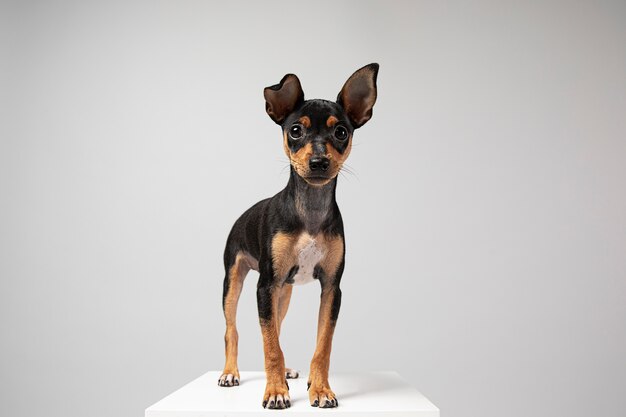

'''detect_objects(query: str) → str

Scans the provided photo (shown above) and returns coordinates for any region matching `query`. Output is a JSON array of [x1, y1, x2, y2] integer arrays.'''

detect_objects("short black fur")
[[218, 63, 379, 409]]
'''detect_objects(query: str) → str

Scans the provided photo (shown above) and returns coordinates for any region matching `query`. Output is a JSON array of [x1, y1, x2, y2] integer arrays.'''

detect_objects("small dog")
[[218, 63, 379, 409]]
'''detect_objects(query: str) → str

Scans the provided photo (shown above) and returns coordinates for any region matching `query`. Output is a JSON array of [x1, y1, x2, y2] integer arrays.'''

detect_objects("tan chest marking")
[[271, 232, 344, 285]]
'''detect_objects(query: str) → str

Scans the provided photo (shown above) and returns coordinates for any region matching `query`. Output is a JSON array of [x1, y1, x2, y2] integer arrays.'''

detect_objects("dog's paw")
[[217, 372, 239, 387], [308, 385, 338, 408], [285, 368, 299, 379], [262, 382, 291, 409]]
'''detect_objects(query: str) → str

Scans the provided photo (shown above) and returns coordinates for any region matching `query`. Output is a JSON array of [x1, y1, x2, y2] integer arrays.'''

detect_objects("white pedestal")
[[146, 371, 439, 417]]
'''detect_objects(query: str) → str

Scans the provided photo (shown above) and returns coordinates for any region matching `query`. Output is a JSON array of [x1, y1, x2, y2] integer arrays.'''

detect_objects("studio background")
[[1, 1, 625, 417]]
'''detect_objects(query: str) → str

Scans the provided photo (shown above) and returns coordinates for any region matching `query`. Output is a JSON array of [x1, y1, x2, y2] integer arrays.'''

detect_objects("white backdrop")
[[1, 1, 625, 417]]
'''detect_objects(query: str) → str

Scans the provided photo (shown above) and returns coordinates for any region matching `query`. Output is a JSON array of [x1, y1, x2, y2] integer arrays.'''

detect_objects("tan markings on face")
[[298, 116, 311, 128], [283, 131, 291, 159], [290, 142, 314, 179], [283, 133, 313, 180], [283, 118, 352, 185], [325, 139, 352, 179]]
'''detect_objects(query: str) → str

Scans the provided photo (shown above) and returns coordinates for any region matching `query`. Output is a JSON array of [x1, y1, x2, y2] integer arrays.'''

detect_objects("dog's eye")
[[334, 125, 348, 141], [289, 124, 304, 140]]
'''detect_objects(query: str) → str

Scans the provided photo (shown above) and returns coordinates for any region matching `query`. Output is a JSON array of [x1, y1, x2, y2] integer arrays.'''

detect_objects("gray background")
[[1, 1, 625, 416]]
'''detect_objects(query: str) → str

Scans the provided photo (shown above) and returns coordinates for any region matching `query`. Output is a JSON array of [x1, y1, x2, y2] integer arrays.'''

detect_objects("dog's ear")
[[337, 63, 379, 128], [264, 74, 304, 124]]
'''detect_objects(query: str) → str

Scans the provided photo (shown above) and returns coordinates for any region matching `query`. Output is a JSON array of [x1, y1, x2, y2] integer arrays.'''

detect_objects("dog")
[[218, 63, 379, 409]]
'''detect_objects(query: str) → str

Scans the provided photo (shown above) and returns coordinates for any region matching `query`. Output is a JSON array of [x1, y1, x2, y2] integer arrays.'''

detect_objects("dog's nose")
[[309, 156, 330, 172]]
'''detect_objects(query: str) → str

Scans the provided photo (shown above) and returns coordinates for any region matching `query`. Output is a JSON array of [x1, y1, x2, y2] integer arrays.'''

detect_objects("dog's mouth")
[[304, 174, 334, 185], [290, 162, 338, 186]]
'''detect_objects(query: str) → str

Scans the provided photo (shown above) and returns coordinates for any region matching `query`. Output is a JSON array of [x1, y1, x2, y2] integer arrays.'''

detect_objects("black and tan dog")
[[218, 63, 379, 409]]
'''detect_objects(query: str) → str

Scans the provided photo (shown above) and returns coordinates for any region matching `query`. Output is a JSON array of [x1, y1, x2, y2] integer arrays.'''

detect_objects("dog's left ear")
[[337, 63, 379, 128], [264, 74, 304, 124]]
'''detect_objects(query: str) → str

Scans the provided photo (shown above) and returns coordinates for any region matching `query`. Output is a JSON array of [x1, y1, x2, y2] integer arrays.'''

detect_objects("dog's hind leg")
[[276, 284, 299, 379], [218, 252, 250, 387]]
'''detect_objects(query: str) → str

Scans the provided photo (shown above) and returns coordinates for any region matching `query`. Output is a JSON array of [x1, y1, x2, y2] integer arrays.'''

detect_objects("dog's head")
[[264, 64, 379, 186]]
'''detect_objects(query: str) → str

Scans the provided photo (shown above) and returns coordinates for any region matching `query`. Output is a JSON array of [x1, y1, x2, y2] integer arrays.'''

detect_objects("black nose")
[[309, 156, 330, 172]]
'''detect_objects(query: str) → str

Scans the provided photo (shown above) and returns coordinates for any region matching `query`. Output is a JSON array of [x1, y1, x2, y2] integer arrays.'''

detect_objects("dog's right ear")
[[264, 74, 304, 124]]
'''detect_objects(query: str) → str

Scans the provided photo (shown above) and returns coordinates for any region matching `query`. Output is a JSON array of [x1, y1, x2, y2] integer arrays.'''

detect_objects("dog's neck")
[[286, 167, 337, 234]]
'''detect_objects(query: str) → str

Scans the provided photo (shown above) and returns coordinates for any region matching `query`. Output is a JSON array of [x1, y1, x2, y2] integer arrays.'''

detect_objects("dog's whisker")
[[342, 162, 357, 172], [341, 166, 356, 176]]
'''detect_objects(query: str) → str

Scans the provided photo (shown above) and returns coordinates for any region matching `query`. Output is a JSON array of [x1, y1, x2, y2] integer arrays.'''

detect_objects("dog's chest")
[[291, 234, 324, 285]]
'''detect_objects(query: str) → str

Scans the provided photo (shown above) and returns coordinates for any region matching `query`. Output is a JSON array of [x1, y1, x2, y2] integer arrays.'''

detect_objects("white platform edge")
[[146, 371, 439, 417]]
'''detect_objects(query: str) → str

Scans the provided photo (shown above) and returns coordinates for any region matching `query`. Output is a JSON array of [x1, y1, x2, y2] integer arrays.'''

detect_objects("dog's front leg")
[[257, 281, 290, 409], [308, 279, 342, 408]]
